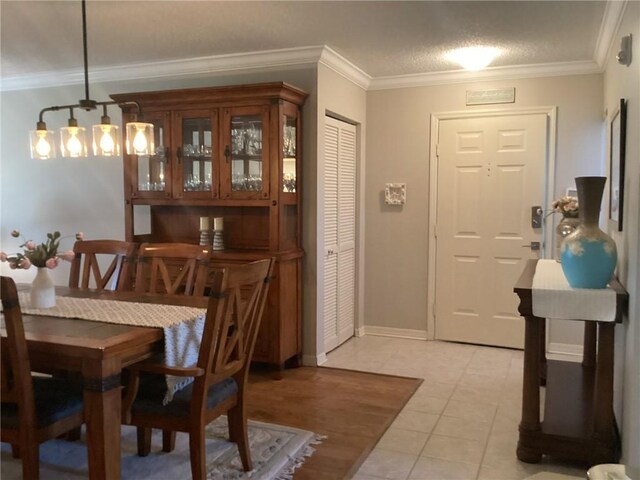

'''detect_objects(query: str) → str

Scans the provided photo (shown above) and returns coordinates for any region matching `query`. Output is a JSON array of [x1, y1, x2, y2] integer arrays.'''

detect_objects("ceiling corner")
[[593, 0, 628, 68], [318, 46, 372, 90]]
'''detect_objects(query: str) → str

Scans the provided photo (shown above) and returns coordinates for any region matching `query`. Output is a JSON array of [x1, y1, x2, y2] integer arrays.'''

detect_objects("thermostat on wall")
[[385, 183, 406, 205]]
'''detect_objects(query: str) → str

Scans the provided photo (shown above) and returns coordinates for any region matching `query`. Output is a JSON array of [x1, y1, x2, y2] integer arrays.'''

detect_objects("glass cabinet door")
[[174, 109, 217, 199], [132, 112, 170, 198], [282, 115, 297, 194], [221, 105, 269, 199]]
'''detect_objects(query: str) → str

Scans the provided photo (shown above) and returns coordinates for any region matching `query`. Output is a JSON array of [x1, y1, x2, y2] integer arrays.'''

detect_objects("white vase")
[[30, 267, 56, 308]]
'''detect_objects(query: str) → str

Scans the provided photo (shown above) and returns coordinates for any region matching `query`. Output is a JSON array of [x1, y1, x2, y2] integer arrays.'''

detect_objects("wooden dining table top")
[[0, 285, 211, 480], [2, 286, 209, 368]]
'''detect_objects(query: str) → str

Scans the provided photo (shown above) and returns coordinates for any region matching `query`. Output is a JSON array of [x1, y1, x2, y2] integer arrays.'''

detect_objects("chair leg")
[[136, 427, 152, 457], [162, 429, 176, 452], [228, 404, 252, 471], [189, 429, 207, 480], [11, 444, 20, 459], [21, 442, 40, 480]]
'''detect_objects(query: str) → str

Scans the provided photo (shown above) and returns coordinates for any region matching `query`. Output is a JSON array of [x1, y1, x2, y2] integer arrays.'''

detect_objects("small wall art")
[[385, 183, 406, 205]]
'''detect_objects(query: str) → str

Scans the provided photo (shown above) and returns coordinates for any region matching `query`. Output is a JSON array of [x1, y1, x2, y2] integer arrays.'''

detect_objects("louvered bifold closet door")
[[323, 116, 356, 353]]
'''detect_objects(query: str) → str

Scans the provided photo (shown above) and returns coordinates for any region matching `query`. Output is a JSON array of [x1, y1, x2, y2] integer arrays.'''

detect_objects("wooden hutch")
[[111, 82, 307, 370]]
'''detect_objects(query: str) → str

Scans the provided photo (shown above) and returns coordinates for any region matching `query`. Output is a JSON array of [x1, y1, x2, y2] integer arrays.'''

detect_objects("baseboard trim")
[[302, 353, 327, 367], [547, 342, 584, 363], [363, 326, 428, 340], [355, 326, 366, 337]]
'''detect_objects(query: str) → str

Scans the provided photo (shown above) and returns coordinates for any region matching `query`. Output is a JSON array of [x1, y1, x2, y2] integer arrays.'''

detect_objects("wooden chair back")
[[199, 258, 274, 387], [120, 259, 274, 478], [1, 276, 85, 480], [0, 276, 36, 427], [135, 243, 210, 296], [68, 239, 137, 291]]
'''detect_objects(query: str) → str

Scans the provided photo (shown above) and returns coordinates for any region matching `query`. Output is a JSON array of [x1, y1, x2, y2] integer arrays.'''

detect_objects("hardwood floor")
[[246, 366, 422, 479]]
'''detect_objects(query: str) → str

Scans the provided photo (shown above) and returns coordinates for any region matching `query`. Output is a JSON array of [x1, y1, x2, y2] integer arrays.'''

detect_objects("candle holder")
[[199, 228, 210, 247], [212, 229, 224, 251]]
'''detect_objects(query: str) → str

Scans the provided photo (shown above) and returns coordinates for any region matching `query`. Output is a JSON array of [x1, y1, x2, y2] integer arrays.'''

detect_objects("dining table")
[[1, 285, 209, 480]]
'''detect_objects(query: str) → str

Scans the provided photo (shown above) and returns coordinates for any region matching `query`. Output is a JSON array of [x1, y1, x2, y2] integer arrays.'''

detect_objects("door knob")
[[522, 241, 541, 251]]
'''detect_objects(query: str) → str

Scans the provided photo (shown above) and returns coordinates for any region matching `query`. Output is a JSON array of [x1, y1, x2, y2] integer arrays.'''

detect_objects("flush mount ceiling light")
[[447, 46, 502, 72], [29, 0, 153, 159]]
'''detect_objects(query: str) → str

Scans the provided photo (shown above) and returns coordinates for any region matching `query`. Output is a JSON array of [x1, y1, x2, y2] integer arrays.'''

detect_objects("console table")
[[513, 259, 628, 465]]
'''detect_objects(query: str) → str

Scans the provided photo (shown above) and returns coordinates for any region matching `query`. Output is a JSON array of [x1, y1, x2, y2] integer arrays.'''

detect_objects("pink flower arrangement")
[[1, 230, 83, 270]]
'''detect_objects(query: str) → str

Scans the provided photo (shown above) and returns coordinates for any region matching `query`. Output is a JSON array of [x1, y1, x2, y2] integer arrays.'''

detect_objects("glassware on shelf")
[[231, 173, 263, 192], [283, 173, 296, 193], [283, 125, 296, 157]]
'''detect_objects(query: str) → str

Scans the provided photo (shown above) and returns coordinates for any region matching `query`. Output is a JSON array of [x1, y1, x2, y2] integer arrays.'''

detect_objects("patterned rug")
[[0, 417, 324, 479]]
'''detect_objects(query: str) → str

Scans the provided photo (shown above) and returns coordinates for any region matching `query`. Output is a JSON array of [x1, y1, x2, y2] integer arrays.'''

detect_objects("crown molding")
[[318, 46, 371, 90], [0, 46, 326, 92], [594, 0, 628, 68], [0, 38, 611, 94], [368, 60, 602, 90]]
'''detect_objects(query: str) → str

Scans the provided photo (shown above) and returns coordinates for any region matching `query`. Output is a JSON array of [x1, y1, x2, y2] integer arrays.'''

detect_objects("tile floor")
[[324, 336, 587, 480]]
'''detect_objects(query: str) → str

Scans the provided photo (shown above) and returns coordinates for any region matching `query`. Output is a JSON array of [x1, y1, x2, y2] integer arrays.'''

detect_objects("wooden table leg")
[[593, 322, 614, 440], [517, 315, 543, 463], [83, 366, 122, 480], [583, 322, 597, 368], [539, 319, 547, 386]]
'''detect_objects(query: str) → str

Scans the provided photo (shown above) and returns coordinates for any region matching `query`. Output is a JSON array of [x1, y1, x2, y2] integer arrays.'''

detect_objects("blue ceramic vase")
[[560, 176, 617, 288]]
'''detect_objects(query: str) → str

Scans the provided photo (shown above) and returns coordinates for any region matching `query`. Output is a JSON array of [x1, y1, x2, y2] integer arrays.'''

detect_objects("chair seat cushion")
[[131, 374, 238, 418], [1, 377, 84, 429]]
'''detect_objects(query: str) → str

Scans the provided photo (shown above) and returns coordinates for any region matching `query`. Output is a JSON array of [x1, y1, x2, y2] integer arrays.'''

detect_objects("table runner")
[[531, 259, 616, 322], [18, 292, 207, 403]]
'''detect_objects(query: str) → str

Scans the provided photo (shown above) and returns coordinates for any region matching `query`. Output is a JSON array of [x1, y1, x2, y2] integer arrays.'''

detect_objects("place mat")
[[19, 292, 207, 403], [531, 259, 616, 321]]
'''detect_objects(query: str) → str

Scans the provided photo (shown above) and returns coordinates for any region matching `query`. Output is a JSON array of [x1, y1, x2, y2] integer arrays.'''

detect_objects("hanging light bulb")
[[29, 122, 55, 159], [60, 111, 88, 158], [126, 121, 154, 155], [92, 106, 120, 156], [27, 1, 153, 159]]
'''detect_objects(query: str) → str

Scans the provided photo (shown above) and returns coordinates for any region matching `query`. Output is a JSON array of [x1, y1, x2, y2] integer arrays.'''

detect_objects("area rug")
[[0, 417, 324, 479]]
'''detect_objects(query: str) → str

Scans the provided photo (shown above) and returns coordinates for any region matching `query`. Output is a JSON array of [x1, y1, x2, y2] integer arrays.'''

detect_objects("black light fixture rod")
[[81, 0, 90, 102]]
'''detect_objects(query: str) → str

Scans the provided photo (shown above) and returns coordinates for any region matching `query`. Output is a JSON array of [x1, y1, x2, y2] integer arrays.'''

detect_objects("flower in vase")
[[551, 195, 579, 218], [1, 230, 83, 269]]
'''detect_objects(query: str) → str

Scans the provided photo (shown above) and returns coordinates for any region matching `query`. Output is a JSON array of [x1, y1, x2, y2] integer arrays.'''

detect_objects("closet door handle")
[[176, 146, 182, 164], [224, 145, 231, 162]]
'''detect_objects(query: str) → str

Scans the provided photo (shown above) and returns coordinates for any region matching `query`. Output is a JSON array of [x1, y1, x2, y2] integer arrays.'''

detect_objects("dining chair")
[[0, 276, 85, 480], [68, 239, 137, 291], [134, 243, 211, 296], [121, 258, 274, 479]]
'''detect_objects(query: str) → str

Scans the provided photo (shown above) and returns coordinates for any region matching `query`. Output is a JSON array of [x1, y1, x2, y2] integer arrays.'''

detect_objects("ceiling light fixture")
[[447, 46, 502, 72], [29, 0, 153, 160]]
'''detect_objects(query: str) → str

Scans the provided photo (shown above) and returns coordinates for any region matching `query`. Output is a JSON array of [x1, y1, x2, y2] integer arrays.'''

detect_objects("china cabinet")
[[112, 82, 307, 370]]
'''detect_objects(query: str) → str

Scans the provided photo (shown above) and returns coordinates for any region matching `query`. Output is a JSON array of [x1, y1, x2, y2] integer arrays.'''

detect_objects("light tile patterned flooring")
[[324, 336, 586, 480]]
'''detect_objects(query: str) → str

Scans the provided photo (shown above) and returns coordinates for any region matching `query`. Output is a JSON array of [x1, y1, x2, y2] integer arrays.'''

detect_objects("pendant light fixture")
[[29, 0, 153, 159]]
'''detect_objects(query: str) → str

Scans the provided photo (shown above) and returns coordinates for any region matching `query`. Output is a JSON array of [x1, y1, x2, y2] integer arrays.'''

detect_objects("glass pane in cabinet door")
[[137, 119, 167, 192], [283, 116, 296, 193], [182, 117, 212, 192], [231, 115, 263, 192]]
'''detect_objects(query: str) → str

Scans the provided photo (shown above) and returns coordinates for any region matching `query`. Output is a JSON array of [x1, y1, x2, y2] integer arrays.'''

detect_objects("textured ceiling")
[[0, 0, 607, 80]]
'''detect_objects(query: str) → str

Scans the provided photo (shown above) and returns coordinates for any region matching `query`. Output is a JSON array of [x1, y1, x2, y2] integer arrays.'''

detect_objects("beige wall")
[[306, 63, 367, 361], [365, 74, 604, 337], [604, 1, 640, 465]]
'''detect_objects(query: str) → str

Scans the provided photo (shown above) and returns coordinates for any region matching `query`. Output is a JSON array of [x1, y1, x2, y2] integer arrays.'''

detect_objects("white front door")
[[435, 113, 547, 348], [323, 116, 356, 352]]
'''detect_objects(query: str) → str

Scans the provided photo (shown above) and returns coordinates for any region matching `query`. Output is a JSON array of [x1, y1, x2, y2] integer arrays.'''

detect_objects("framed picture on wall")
[[609, 98, 627, 231]]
